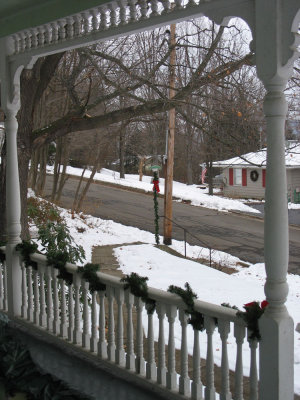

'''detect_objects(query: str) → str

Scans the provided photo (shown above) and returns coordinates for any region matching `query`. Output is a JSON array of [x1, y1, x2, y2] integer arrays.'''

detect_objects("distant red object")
[[261, 300, 269, 309], [244, 301, 256, 308], [153, 179, 160, 193], [244, 300, 269, 309]]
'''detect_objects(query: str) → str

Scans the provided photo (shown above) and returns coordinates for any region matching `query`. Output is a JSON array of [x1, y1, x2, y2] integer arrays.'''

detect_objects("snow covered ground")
[[44, 202, 300, 395], [47, 166, 261, 214]]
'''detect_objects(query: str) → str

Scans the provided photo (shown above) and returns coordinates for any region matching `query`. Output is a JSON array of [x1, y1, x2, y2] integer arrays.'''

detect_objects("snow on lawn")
[[55, 206, 300, 395], [47, 165, 260, 214]]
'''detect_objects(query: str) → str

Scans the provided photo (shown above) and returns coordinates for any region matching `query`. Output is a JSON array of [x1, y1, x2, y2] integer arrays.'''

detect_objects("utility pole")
[[163, 23, 176, 245]]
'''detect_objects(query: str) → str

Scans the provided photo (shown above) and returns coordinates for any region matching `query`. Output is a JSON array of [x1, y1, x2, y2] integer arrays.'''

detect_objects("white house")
[[213, 141, 300, 202]]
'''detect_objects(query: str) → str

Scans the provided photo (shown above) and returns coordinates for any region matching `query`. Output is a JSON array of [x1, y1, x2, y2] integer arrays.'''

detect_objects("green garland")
[[78, 263, 106, 292], [153, 171, 160, 245], [47, 251, 73, 286], [121, 272, 156, 314], [168, 282, 205, 331], [236, 301, 267, 341], [15, 241, 38, 270]]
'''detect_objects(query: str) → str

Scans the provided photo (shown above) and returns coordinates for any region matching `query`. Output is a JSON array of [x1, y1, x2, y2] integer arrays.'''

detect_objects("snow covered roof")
[[213, 142, 300, 168]]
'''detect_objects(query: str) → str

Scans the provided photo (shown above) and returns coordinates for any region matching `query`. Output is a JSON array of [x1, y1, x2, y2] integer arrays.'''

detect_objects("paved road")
[[249, 202, 300, 226], [43, 176, 300, 274]]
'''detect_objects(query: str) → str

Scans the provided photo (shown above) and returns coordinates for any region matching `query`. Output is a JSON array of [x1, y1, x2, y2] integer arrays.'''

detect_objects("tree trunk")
[[71, 167, 87, 214], [55, 138, 70, 202], [138, 156, 146, 182], [36, 146, 48, 196], [29, 150, 39, 191], [51, 139, 63, 201], [75, 165, 97, 213]]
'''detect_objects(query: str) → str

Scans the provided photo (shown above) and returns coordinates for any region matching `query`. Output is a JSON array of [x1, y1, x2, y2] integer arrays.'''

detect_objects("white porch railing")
[[8, 0, 227, 59], [0, 249, 260, 400]]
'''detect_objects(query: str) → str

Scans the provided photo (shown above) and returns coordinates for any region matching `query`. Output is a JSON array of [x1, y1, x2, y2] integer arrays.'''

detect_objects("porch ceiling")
[[0, 0, 110, 38]]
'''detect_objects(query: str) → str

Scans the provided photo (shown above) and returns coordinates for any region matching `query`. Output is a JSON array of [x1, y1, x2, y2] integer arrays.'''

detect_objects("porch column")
[[0, 37, 23, 317], [259, 84, 294, 400], [254, 2, 299, 399], [5, 108, 22, 317]]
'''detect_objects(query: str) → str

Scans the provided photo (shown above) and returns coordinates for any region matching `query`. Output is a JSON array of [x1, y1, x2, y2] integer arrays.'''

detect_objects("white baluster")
[[218, 320, 232, 400], [33, 269, 39, 325], [162, 0, 171, 14], [21, 263, 27, 318], [99, 7, 108, 30], [166, 304, 177, 390], [91, 9, 99, 31], [191, 327, 203, 400], [39, 265, 46, 328], [37, 26, 45, 47], [107, 286, 116, 362], [156, 303, 167, 386], [19, 32, 26, 52], [135, 297, 146, 375], [30, 28, 38, 48], [175, 0, 183, 9], [3, 262, 7, 311], [118, 0, 127, 25], [66, 17, 74, 39], [73, 275, 82, 345], [52, 268, 60, 334], [150, 0, 159, 17], [146, 303, 157, 380], [109, 3, 117, 28], [51, 22, 59, 43], [82, 280, 90, 349], [248, 334, 258, 400], [98, 289, 108, 358], [44, 24, 51, 45], [0, 261, 4, 309], [139, 0, 148, 19], [58, 20, 66, 41], [125, 289, 135, 370], [68, 284, 74, 342], [24, 31, 31, 50], [11, 34, 19, 54], [46, 267, 53, 331], [90, 291, 98, 353], [234, 323, 245, 400], [60, 279, 67, 338], [179, 308, 190, 396], [81, 12, 90, 34], [129, 0, 137, 22], [204, 316, 216, 400], [73, 15, 82, 37], [27, 267, 33, 321], [115, 287, 125, 366]]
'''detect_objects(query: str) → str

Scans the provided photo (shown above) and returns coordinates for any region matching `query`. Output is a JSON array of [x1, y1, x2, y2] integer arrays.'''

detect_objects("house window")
[[234, 169, 242, 185], [229, 168, 247, 186]]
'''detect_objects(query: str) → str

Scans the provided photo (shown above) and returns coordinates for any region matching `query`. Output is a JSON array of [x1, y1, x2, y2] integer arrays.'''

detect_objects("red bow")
[[153, 179, 160, 193]]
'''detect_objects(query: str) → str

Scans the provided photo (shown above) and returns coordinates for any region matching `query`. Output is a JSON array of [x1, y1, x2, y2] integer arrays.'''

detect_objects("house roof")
[[213, 141, 300, 169], [0, 0, 110, 38]]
